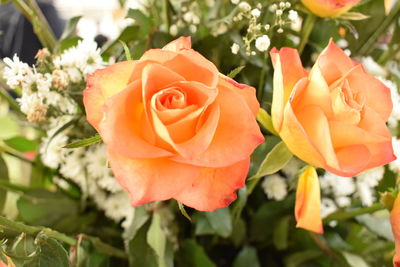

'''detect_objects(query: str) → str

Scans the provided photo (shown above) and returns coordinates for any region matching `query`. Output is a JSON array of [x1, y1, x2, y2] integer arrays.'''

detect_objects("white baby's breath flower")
[[40, 133, 69, 169], [262, 174, 288, 201], [169, 24, 178, 36], [102, 191, 133, 222], [97, 175, 122, 193], [231, 43, 240, 54], [378, 78, 400, 128], [335, 196, 352, 207], [60, 149, 86, 186], [238, 2, 251, 12], [356, 167, 384, 188], [320, 172, 356, 197], [362, 57, 387, 77], [390, 137, 400, 172], [86, 145, 110, 179], [251, 8, 261, 18], [269, 4, 277, 12], [288, 10, 298, 21], [231, 0, 240, 4], [255, 35, 271, 52], [321, 198, 337, 218], [356, 182, 375, 206], [276, 9, 283, 16], [3, 55, 31, 88]]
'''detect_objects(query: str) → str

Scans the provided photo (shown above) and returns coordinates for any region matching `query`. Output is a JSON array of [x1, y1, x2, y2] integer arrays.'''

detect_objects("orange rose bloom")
[[270, 40, 395, 178], [83, 37, 264, 211], [391, 194, 400, 267], [301, 0, 361, 17]]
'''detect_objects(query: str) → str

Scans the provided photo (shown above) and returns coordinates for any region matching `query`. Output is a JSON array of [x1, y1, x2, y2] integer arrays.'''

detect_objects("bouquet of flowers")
[[0, 0, 400, 266]]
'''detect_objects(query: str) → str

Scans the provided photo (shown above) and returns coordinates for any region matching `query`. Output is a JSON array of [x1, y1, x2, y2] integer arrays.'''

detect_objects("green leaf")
[[233, 246, 260, 267], [231, 187, 247, 224], [126, 9, 153, 38], [127, 222, 158, 267], [178, 202, 192, 222], [147, 213, 167, 267], [256, 108, 278, 136], [4, 136, 38, 152], [17, 189, 79, 229], [0, 116, 19, 139], [0, 155, 9, 212], [227, 66, 245, 79], [63, 135, 101, 148], [272, 215, 290, 250], [338, 12, 370, 20], [119, 40, 132, 60], [204, 207, 232, 238], [285, 250, 323, 267], [355, 211, 394, 241], [60, 16, 82, 40], [28, 233, 69, 267], [177, 240, 216, 267], [123, 206, 149, 241], [341, 251, 370, 267], [251, 141, 292, 179]]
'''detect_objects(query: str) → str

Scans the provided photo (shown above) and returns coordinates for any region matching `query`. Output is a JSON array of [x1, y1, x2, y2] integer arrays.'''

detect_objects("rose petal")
[[100, 81, 173, 158], [295, 105, 339, 170], [280, 79, 326, 168], [317, 40, 356, 85], [295, 166, 323, 234], [83, 61, 136, 130], [162, 36, 192, 51], [172, 78, 264, 167], [175, 159, 250, 211], [333, 144, 371, 176], [140, 50, 219, 87], [345, 65, 393, 121], [108, 149, 200, 206], [391, 194, 400, 267], [270, 47, 307, 131], [220, 74, 260, 116]]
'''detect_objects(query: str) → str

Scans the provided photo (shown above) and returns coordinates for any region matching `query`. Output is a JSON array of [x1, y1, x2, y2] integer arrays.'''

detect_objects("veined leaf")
[[63, 135, 102, 148]]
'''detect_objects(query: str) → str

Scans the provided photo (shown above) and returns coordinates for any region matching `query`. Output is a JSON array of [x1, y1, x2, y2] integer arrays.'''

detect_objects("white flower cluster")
[[262, 174, 288, 201], [319, 167, 385, 218], [40, 117, 134, 228], [169, 2, 203, 36], [2, 39, 104, 122]]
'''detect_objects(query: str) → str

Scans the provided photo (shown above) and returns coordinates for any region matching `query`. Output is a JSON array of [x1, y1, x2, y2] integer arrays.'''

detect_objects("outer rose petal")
[[162, 36, 192, 51], [83, 61, 137, 130], [220, 74, 260, 116], [301, 0, 360, 17], [391, 194, 400, 267], [108, 148, 200, 206], [172, 77, 264, 167], [316, 40, 356, 85], [270, 47, 307, 132], [175, 159, 250, 211], [295, 166, 323, 234]]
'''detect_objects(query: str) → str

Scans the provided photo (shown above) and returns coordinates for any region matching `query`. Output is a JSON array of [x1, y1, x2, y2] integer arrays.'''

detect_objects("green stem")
[[11, 0, 57, 51], [257, 53, 268, 102], [0, 216, 128, 259], [357, 1, 400, 57], [162, 0, 170, 32], [0, 84, 24, 117], [298, 14, 316, 55], [323, 203, 385, 223]]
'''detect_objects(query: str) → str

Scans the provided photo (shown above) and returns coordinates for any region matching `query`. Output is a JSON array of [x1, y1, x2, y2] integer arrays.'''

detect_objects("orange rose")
[[391, 194, 400, 267], [270, 40, 395, 178], [301, 0, 361, 17], [83, 37, 264, 211]]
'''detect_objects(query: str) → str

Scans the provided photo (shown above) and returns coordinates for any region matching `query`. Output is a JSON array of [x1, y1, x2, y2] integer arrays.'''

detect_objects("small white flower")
[[40, 133, 69, 169], [336, 39, 348, 48], [357, 182, 375, 206], [262, 174, 288, 201], [189, 25, 197, 33], [379, 78, 400, 128], [344, 49, 351, 56], [231, 0, 240, 4], [169, 24, 178, 36], [285, 2, 291, 8], [231, 43, 240, 54], [255, 35, 271, 52], [269, 4, 277, 12], [321, 198, 337, 218], [205, 0, 215, 7], [335, 196, 351, 207], [282, 157, 304, 180], [238, 2, 251, 12], [356, 167, 384, 188], [3, 55, 31, 88], [264, 24, 271, 30], [277, 28, 284, 33], [251, 8, 261, 18], [279, 2, 286, 8], [276, 9, 283, 16], [288, 10, 298, 21], [320, 172, 356, 197], [86, 145, 110, 179], [390, 137, 400, 172]]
